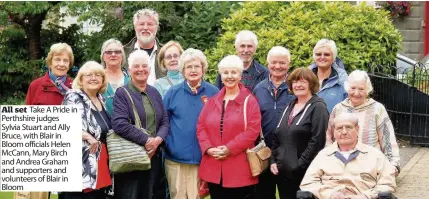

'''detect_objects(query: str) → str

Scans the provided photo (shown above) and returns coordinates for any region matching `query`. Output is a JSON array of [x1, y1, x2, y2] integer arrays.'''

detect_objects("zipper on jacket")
[[269, 86, 279, 110]]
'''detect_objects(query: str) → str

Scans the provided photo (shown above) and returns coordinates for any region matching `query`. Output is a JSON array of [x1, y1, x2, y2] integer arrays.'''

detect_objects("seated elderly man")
[[300, 113, 396, 199]]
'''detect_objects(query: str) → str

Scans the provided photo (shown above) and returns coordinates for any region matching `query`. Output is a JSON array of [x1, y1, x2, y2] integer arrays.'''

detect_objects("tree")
[[0, 1, 60, 60]]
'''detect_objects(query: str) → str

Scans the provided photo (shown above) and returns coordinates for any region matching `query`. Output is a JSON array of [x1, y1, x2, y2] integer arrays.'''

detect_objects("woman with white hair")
[[163, 48, 218, 199], [112, 50, 169, 199], [100, 38, 131, 115], [309, 39, 348, 113], [326, 70, 401, 176], [61, 61, 112, 199], [197, 55, 261, 198]]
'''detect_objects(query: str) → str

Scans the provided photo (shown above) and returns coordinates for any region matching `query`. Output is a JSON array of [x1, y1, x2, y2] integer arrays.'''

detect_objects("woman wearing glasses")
[[308, 39, 348, 113], [100, 39, 131, 115], [61, 61, 112, 199], [153, 41, 185, 98]]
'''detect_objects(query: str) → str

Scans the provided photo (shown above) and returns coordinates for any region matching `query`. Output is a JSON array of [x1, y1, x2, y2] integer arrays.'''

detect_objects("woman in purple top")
[[112, 50, 169, 199]]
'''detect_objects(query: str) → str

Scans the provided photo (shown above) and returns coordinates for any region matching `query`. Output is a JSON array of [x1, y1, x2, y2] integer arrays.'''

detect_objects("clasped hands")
[[145, 136, 163, 158], [207, 146, 230, 160]]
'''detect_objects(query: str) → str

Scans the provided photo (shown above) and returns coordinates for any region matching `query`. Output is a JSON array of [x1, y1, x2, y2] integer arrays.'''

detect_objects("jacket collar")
[[326, 141, 370, 156], [215, 83, 250, 107], [182, 80, 208, 95], [268, 75, 288, 90]]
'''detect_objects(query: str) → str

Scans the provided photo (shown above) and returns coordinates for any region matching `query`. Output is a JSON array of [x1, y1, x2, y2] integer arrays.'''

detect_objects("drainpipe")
[[425, 2, 429, 55]]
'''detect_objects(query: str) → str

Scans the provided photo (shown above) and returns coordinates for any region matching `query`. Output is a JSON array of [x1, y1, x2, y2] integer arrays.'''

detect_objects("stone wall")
[[394, 1, 426, 61]]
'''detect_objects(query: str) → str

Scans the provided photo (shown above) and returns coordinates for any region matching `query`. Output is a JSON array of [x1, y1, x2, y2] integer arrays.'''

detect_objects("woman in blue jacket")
[[163, 48, 219, 199], [308, 39, 348, 113]]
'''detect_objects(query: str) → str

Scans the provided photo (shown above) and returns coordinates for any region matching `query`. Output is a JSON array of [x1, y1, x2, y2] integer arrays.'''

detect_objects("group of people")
[[25, 8, 400, 199]]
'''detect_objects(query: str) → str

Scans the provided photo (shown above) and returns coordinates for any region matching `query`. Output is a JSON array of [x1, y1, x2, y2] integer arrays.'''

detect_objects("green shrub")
[[204, 1, 402, 83]]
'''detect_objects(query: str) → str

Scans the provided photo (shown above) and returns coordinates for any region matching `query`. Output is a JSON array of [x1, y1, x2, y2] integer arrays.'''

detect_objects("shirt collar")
[[133, 40, 158, 56], [326, 141, 369, 156]]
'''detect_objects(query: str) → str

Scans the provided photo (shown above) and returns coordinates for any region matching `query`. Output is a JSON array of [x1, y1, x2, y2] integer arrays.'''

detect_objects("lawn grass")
[[0, 192, 58, 199]]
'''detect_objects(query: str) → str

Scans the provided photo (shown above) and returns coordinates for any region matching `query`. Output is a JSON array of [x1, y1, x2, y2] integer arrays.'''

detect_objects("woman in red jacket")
[[26, 43, 74, 105], [197, 55, 261, 199]]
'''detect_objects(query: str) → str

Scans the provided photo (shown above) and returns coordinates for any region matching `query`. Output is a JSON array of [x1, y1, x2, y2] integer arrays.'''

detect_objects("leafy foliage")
[[204, 1, 403, 82], [65, 1, 240, 63]]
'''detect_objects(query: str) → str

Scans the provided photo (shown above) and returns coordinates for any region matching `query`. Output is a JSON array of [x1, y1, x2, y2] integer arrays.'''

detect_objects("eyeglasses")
[[104, 50, 122, 55], [334, 125, 357, 132], [315, 52, 331, 57], [82, 73, 103, 79], [164, 54, 180, 60]]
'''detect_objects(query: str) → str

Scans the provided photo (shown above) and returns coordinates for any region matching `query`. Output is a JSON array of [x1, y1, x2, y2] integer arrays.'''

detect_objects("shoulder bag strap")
[[166, 76, 174, 86], [121, 87, 143, 130], [243, 95, 265, 141]]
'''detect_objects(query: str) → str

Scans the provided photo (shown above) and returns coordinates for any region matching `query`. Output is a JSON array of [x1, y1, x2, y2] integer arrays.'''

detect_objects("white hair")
[[313, 39, 338, 61], [133, 8, 159, 26], [100, 38, 125, 67], [344, 70, 374, 95], [218, 55, 244, 73], [234, 30, 258, 49], [267, 46, 291, 62], [178, 48, 208, 74], [127, 50, 150, 68], [333, 113, 359, 127]]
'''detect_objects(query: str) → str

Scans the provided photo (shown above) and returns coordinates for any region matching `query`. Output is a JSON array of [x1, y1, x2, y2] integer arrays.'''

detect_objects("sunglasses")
[[315, 52, 331, 57], [104, 50, 122, 55]]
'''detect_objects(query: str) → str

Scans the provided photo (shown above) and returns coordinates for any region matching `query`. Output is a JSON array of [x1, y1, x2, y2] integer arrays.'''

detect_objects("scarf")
[[49, 71, 70, 95], [187, 80, 201, 95]]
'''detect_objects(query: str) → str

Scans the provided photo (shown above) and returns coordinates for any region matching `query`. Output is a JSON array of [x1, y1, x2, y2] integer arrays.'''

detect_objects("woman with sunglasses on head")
[[153, 41, 185, 98], [308, 39, 348, 113], [100, 39, 131, 115]]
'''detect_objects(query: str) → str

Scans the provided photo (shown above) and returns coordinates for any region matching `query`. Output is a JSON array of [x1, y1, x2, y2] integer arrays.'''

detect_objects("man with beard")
[[125, 8, 164, 86], [214, 30, 269, 92]]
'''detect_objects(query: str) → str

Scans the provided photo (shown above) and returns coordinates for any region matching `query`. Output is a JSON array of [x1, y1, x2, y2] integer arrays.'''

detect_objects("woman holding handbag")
[[61, 61, 112, 199], [112, 50, 169, 199], [197, 55, 261, 199], [270, 67, 329, 199]]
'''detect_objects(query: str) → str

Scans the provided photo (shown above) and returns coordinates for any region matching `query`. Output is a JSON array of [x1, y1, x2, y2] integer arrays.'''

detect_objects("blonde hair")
[[72, 61, 108, 93], [178, 48, 208, 74], [46, 43, 74, 68], [157, 41, 184, 72], [100, 38, 126, 68]]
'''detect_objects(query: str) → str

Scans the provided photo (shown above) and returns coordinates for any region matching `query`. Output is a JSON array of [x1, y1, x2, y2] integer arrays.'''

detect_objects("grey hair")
[[333, 113, 359, 127], [100, 38, 126, 67], [133, 8, 159, 26], [218, 55, 244, 73], [267, 46, 291, 63], [178, 48, 208, 74], [344, 70, 374, 95], [128, 50, 150, 68], [312, 39, 338, 61], [234, 30, 258, 49]]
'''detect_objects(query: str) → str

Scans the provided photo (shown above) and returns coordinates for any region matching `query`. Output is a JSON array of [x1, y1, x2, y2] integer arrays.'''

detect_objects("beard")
[[137, 31, 156, 45]]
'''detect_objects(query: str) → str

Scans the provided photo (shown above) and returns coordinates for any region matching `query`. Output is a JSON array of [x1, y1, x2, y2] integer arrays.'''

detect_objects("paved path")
[[396, 148, 429, 199]]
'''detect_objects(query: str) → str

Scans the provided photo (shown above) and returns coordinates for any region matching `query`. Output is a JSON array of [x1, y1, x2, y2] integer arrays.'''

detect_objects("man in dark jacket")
[[215, 30, 269, 92], [124, 8, 165, 85], [253, 46, 295, 199]]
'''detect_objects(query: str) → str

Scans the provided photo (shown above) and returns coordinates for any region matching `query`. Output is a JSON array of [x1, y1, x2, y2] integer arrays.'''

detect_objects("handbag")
[[106, 88, 151, 174], [243, 95, 272, 177], [198, 179, 210, 198]]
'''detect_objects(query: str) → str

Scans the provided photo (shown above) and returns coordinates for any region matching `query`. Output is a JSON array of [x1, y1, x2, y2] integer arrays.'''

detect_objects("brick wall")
[[394, 1, 426, 61]]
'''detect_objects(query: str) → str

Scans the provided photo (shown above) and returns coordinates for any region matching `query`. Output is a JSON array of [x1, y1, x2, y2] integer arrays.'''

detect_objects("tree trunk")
[[26, 11, 47, 60]]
